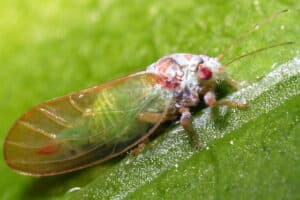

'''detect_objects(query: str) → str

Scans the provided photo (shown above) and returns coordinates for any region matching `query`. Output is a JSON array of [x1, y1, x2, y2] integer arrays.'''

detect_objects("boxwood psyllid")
[[3, 10, 292, 176]]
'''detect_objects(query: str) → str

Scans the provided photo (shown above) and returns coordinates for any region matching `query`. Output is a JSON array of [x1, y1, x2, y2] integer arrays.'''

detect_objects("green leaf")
[[64, 57, 300, 200], [0, 1, 299, 200]]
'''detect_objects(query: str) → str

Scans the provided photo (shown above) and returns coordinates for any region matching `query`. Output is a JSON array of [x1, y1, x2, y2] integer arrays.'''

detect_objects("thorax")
[[146, 53, 209, 108]]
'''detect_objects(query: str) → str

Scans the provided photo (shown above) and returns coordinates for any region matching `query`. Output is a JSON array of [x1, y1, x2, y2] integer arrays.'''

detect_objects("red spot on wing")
[[37, 143, 60, 155]]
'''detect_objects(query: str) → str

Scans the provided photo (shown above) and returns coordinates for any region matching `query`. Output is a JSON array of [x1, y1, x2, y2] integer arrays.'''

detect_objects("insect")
[[3, 10, 291, 176]]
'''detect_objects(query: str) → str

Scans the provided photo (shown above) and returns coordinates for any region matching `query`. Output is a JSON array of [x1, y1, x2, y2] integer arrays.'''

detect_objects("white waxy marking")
[[66, 187, 81, 193]]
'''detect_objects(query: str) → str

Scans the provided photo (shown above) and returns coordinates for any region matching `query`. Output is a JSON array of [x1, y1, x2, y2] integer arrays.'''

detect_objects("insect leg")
[[224, 75, 241, 90], [137, 112, 173, 124], [130, 138, 150, 156], [179, 107, 200, 149], [130, 112, 176, 155], [204, 91, 247, 109]]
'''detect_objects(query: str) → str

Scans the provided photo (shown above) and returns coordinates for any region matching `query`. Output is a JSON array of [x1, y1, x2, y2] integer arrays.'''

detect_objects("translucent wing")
[[4, 72, 173, 176]]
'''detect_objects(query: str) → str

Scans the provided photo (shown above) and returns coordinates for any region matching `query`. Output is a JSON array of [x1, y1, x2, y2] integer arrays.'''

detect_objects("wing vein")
[[6, 141, 42, 149], [18, 120, 57, 139], [38, 107, 73, 128], [69, 95, 85, 113]]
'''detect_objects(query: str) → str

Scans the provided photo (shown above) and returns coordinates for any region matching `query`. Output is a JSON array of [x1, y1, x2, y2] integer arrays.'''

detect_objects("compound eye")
[[197, 65, 212, 80]]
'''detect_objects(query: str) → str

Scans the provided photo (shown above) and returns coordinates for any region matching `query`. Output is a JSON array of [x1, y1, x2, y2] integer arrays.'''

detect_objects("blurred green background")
[[0, 0, 299, 200]]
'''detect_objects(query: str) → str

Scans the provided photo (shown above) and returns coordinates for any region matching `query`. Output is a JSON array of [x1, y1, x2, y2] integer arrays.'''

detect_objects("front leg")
[[179, 107, 200, 149], [224, 75, 241, 90], [204, 91, 247, 109]]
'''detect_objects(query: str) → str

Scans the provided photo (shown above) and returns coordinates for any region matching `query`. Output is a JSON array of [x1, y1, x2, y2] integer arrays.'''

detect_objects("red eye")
[[197, 65, 212, 80]]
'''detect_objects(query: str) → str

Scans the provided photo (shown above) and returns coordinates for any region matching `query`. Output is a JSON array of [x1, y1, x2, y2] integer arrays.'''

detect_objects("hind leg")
[[137, 112, 174, 124], [131, 112, 175, 155], [130, 138, 150, 156]]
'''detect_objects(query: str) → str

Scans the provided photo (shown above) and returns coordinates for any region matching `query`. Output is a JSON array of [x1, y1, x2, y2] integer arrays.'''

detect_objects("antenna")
[[223, 41, 294, 66], [216, 9, 288, 61]]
